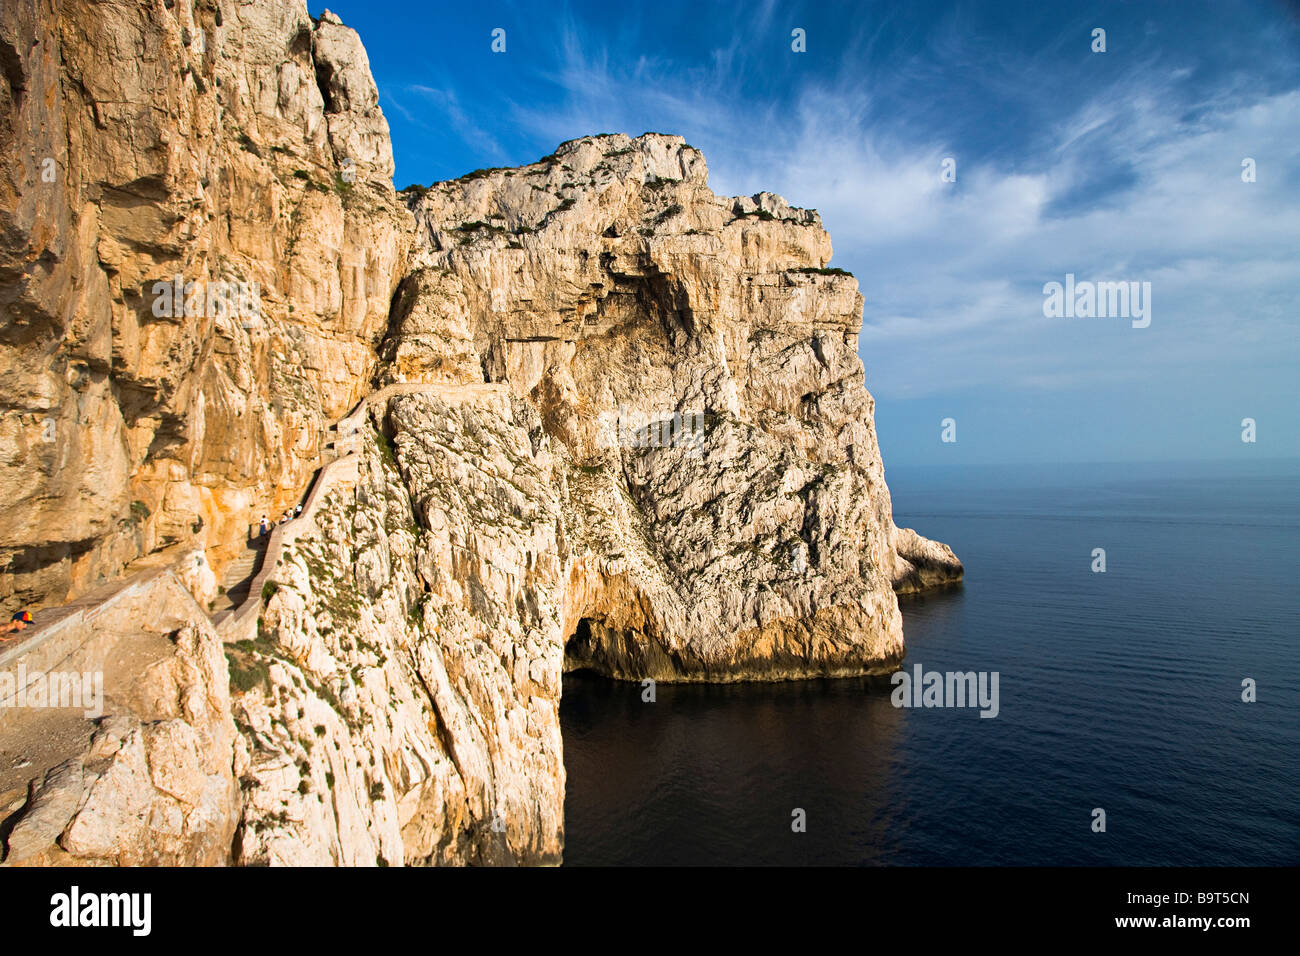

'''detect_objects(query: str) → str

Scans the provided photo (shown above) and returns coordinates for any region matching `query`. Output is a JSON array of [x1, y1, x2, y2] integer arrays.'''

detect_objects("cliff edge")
[[387, 132, 962, 679], [0, 1, 959, 866]]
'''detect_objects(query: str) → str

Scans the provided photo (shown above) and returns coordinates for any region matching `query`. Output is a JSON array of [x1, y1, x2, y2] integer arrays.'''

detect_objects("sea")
[[559, 458, 1300, 865]]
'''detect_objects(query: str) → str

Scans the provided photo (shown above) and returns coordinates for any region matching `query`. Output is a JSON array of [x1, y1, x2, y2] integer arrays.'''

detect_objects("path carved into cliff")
[[0, 0, 964, 865]]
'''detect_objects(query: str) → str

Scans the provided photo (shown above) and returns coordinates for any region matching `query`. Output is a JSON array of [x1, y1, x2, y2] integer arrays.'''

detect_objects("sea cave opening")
[[564, 616, 602, 675]]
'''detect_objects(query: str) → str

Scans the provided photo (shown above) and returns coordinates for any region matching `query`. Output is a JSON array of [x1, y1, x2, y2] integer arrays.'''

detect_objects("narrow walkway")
[[210, 536, 270, 626], [3, 383, 466, 658]]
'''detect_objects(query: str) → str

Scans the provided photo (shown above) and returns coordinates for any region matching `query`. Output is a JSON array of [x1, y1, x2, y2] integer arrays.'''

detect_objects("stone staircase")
[[210, 538, 269, 627], [210, 396, 383, 643], [1, 397, 385, 664]]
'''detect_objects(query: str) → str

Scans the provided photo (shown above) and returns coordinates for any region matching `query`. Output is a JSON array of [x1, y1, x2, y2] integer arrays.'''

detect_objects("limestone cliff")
[[230, 390, 566, 865], [387, 132, 961, 679], [0, 0, 959, 867], [0, 0, 410, 609]]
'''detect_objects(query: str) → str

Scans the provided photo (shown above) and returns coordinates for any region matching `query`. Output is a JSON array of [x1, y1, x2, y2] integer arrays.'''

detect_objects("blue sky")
[[320, 0, 1300, 467]]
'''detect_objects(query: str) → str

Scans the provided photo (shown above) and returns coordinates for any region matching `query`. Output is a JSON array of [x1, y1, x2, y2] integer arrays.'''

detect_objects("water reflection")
[[561, 671, 907, 865]]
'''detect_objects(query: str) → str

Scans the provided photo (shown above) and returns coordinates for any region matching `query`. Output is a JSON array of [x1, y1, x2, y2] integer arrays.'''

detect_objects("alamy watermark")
[[0, 665, 104, 718], [151, 275, 262, 324], [1042, 273, 1151, 328], [891, 663, 1000, 718], [596, 405, 706, 455], [50, 886, 150, 936]]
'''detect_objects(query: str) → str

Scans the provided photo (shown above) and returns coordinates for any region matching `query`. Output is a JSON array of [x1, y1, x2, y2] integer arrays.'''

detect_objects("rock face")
[[388, 133, 962, 679], [1, 573, 239, 866], [0, 1, 959, 866], [230, 390, 565, 865], [0, 0, 411, 610]]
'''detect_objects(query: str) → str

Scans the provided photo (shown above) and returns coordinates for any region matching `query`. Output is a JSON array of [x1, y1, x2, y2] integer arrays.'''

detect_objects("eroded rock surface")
[[230, 389, 564, 865], [388, 132, 962, 679], [0, 1, 959, 867], [1, 578, 238, 867], [0, 0, 411, 610]]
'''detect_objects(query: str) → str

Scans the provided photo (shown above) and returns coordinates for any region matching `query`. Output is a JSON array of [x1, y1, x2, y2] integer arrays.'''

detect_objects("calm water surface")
[[560, 459, 1300, 865]]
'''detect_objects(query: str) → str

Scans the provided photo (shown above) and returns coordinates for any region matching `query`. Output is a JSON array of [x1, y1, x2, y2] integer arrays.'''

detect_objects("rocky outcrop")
[[1, 572, 238, 866], [387, 132, 961, 679], [892, 526, 964, 595], [0, 1, 959, 867], [230, 389, 564, 865]]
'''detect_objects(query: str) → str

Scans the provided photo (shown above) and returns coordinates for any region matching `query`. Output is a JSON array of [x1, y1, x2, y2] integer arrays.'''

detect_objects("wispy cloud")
[[346, 0, 1300, 459], [424, 9, 1299, 396], [403, 85, 508, 161]]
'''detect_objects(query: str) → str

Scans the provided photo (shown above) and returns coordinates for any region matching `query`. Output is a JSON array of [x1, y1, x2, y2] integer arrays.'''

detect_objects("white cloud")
[[417, 14, 1300, 406]]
